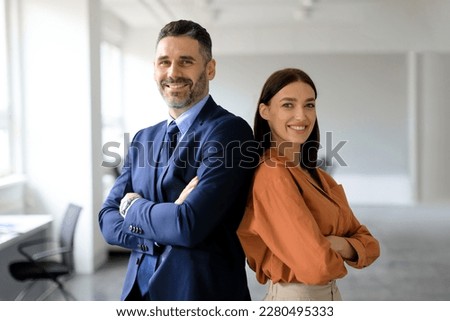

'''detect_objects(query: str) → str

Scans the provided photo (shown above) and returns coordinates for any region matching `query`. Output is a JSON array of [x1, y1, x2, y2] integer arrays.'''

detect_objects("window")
[[101, 41, 124, 147], [101, 40, 125, 195]]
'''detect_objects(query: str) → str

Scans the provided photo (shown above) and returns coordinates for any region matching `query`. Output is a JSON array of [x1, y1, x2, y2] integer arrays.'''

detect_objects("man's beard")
[[160, 71, 208, 109]]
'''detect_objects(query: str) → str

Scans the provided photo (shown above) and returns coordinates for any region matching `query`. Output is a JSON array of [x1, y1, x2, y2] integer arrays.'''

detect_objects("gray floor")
[[50, 205, 450, 301]]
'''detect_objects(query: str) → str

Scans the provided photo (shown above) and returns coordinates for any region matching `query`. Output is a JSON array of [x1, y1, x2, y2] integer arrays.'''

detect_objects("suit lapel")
[[151, 123, 166, 202], [180, 96, 217, 140]]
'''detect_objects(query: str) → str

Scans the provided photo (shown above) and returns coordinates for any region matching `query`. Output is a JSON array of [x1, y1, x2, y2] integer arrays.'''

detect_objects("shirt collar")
[[167, 95, 209, 137]]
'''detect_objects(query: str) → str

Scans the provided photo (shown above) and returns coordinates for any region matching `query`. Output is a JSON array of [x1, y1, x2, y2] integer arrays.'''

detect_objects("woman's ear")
[[259, 103, 270, 120]]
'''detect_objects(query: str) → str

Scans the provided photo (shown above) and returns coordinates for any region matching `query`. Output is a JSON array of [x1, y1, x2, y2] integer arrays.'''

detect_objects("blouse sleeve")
[[328, 184, 381, 269], [243, 165, 348, 285]]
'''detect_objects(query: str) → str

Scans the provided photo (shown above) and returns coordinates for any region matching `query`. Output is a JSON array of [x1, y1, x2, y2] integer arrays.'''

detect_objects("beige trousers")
[[264, 280, 342, 301]]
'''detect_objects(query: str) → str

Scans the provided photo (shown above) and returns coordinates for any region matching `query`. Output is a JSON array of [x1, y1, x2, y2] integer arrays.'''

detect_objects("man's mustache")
[[161, 77, 193, 86]]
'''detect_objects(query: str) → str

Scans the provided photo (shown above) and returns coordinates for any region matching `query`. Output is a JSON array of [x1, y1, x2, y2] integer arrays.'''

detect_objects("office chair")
[[8, 203, 82, 300]]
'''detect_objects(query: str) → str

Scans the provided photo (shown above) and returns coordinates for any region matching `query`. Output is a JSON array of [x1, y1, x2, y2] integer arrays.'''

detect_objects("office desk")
[[0, 214, 53, 300]]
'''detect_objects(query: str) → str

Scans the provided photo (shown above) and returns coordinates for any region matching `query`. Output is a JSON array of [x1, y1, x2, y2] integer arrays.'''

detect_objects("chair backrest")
[[58, 203, 82, 272]]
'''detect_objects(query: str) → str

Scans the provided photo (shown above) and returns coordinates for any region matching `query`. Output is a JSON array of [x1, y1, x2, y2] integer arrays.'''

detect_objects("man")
[[99, 20, 257, 300]]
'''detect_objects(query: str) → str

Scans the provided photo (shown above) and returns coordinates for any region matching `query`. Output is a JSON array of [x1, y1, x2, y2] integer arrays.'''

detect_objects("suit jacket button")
[[129, 225, 133, 231]]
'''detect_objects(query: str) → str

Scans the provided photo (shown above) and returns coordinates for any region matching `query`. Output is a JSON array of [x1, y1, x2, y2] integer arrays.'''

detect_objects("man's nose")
[[167, 63, 181, 79]]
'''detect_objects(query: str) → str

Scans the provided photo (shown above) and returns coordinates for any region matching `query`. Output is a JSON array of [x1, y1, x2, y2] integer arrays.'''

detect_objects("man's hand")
[[175, 176, 199, 205], [119, 193, 142, 217]]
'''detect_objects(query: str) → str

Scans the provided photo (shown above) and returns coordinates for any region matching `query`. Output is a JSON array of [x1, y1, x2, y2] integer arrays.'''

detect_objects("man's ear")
[[207, 59, 216, 80], [259, 103, 270, 120]]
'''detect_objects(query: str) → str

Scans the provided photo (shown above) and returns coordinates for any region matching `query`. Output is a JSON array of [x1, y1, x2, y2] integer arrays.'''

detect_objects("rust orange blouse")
[[237, 149, 380, 285]]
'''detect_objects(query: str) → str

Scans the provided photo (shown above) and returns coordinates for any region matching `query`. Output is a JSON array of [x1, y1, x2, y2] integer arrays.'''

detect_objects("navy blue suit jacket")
[[99, 97, 258, 300]]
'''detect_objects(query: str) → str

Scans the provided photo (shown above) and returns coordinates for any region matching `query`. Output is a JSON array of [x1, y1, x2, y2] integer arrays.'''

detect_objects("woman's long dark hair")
[[254, 68, 320, 169]]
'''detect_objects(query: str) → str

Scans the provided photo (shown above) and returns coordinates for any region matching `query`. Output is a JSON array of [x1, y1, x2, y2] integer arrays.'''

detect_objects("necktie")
[[157, 121, 180, 177], [166, 121, 180, 158], [158, 121, 180, 170]]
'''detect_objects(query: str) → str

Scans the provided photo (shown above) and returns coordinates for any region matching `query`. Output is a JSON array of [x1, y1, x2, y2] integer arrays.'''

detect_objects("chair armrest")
[[31, 246, 71, 261], [17, 238, 59, 261]]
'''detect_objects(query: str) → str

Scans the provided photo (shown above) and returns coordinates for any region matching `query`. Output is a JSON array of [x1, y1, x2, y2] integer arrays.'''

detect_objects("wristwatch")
[[119, 196, 140, 217]]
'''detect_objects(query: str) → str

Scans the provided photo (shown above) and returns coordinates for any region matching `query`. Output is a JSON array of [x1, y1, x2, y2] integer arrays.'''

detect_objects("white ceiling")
[[101, 0, 384, 30]]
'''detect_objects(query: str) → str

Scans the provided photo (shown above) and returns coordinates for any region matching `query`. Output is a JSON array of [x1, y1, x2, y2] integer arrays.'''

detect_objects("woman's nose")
[[294, 107, 306, 120]]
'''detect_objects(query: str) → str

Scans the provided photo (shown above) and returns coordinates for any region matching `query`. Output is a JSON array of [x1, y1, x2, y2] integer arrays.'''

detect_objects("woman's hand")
[[326, 235, 357, 261], [175, 176, 199, 205]]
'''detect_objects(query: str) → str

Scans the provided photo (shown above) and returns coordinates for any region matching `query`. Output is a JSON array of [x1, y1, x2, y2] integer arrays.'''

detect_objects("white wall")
[[20, 0, 106, 273], [419, 53, 450, 203]]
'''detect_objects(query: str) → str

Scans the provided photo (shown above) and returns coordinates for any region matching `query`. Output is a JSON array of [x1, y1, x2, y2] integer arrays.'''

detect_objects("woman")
[[237, 68, 380, 301]]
